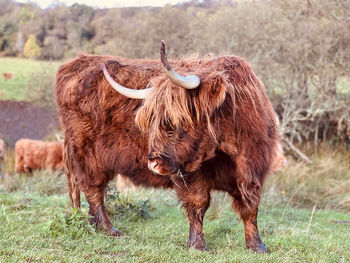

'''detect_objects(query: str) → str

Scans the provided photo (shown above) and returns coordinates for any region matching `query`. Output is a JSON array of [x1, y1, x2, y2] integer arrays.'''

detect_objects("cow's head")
[[102, 41, 230, 176]]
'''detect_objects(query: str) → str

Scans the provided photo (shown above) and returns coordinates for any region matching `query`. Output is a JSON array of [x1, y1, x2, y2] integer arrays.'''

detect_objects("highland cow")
[[15, 139, 64, 173], [56, 41, 282, 253]]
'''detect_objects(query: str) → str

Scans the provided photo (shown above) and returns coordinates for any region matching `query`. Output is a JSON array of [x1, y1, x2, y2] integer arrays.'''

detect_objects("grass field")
[[0, 57, 60, 101], [0, 169, 349, 263]]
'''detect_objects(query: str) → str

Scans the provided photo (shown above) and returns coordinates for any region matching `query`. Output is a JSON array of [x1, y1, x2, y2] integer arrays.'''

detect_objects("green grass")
[[0, 57, 60, 101], [0, 174, 349, 263]]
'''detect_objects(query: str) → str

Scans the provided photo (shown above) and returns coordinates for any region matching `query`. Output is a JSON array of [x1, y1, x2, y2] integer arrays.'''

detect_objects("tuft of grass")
[[105, 184, 152, 220], [44, 208, 96, 238]]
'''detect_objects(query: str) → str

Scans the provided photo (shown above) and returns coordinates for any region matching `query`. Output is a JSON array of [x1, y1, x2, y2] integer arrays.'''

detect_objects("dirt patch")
[[0, 100, 59, 147]]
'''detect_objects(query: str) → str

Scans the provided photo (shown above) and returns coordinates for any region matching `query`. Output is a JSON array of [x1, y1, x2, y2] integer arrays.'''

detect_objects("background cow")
[[56, 41, 281, 253], [2, 72, 15, 80], [15, 138, 64, 173]]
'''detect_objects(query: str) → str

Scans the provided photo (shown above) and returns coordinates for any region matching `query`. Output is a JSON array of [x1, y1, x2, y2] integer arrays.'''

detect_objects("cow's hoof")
[[247, 242, 269, 253], [106, 227, 122, 237], [187, 240, 208, 251]]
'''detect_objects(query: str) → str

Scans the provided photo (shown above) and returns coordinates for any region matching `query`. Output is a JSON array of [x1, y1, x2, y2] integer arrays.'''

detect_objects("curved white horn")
[[160, 40, 200, 90], [102, 63, 152, 99]]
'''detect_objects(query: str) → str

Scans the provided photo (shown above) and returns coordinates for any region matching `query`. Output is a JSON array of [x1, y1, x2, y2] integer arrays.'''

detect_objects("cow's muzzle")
[[147, 156, 178, 176]]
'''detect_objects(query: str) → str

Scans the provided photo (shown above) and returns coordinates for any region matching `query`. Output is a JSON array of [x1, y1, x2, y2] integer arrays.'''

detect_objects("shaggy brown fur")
[[15, 139, 64, 173], [56, 53, 280, 252]]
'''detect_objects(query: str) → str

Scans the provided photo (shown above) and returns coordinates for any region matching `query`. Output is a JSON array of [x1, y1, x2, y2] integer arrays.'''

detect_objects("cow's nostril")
[[150, 161, 158, 169], [148, 160, 159, 172]]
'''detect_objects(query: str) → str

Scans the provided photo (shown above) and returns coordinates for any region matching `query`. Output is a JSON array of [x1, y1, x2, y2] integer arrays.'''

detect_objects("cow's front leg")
[[184, 201, 209, 250], [175, 179, 210, 251], [84, 185, 121, 236]]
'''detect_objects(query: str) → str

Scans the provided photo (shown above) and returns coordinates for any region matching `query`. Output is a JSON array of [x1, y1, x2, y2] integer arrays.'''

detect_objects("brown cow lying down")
[[15, 138, 64, 173], [56, 41, 285, 253]]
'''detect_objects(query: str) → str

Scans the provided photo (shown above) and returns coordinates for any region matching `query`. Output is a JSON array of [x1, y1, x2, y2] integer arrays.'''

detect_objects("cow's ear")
[[197, 71, 228, 116]]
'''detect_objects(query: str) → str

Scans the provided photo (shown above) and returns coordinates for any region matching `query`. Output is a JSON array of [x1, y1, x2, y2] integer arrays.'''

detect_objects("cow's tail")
[[64, 141, 81, 209]]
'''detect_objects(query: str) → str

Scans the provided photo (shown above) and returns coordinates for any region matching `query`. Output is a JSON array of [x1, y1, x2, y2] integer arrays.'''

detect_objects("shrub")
[[23, 34, 41, 58]]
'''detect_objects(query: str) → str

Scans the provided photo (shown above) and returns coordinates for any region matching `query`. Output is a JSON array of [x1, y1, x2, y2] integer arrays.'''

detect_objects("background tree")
[[23, 33, 41, 58]]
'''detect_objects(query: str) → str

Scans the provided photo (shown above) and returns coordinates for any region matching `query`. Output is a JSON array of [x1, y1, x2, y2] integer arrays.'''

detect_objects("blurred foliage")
[[24, 63, 57, 112], [0, 0, 349, 155]]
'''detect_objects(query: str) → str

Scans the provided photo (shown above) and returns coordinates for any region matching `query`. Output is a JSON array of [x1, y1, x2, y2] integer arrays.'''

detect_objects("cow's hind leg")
[[175, 179, 211, 251], [222, 147, 270, 253], [230, 179, 268, 253], [64, 141, 119, 236], [84, 185, 121, 237], [231, 188, 267, 253]]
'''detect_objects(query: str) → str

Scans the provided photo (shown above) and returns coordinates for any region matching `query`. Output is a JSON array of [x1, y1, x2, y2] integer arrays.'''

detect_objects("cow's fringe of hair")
[[136, 72, 228, 142]]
